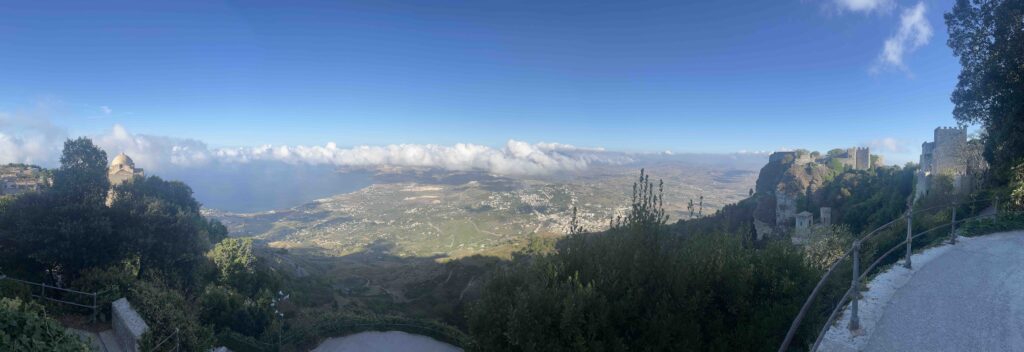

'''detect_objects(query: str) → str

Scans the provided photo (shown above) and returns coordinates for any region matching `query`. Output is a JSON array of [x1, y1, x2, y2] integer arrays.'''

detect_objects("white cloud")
[[834, 0, 894, 13], [875, 2, 933, 71], [91, 124, 626, 176], [864, 137, 908, 153], [0, 107, 68, 166], [100, 106, 112, 115]]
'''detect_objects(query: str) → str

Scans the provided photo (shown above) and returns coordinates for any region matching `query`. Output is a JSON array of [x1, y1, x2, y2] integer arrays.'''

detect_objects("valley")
[[206, 161, 761, 260]]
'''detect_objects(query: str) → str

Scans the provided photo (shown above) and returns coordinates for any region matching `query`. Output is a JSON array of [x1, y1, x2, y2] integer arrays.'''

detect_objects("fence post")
[[951, 204, 957, 245], [905, 204, 913, 269], [848, 240, 861, 331], [91, 292, 98, 323]]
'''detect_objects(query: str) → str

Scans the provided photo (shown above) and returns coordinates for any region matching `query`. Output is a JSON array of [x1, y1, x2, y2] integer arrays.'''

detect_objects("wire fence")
[[778, 196, 1007, 352], [0, 275, 111, 323]]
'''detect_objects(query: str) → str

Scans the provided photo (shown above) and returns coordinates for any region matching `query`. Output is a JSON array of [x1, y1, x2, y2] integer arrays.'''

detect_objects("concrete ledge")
[[112, 298, 148, 352]]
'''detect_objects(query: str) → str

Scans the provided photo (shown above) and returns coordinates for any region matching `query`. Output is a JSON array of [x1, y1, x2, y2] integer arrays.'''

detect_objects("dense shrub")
[[131, 280, 215, 352], [960, 213, 1024, 238], [199, 284, 274, 337], [0, 297, 90, 352], [468, 171, 821, 351]]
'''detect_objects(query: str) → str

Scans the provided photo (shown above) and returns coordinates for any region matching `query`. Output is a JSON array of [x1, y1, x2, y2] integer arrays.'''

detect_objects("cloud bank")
[[0, 108, 68, 166], [70, 125, 625, 176], [875, 2, 932, 71]]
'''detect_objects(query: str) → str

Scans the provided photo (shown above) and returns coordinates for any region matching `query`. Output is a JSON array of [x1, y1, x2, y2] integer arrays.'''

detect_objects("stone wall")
[[112, 298, 149, 352]]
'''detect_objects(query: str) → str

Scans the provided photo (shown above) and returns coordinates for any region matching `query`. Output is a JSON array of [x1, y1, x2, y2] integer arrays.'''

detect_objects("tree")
[[468, 170, 819, 351], [52, 138, 109, 205], [208, 238, 257, 294], [0, 139, 123, 282], [945, 0, 1024, 183], [109, 176, 213, 289]]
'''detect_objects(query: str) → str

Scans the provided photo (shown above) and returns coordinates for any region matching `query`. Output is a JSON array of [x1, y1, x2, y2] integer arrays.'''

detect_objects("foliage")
[[468, 170, 820, 351], [916, 174, 958, 210], [0, 297, 90, 352], [1012, 162, 1024, 211], [71, 264, 138, 321], [945, 0, 1024, 183], [109, 176, 218, 291], [0, 158, 122, 282], [52, 137, 109, 205], [815, 166, 915, 234], [960, 212, 1024, 237], [199, 284, 274, 337], [208, 238, 257, 291], [131, 280, 215, 352], [803, 225, 854, 271]]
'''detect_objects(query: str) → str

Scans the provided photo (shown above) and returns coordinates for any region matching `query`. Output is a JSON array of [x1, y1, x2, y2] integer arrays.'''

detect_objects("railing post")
[[905, 205, 913, 269], [848, 240, 861, 331], [91, 292, 98, 323], [950, 204, 957, 245]]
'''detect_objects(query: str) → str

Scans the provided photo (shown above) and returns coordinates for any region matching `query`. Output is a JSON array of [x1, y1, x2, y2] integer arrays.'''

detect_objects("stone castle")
[[770, 147, 880, 171], [835, 147, 873, 170], [915, 127, 984, 199], [771, 146, 880, 229]]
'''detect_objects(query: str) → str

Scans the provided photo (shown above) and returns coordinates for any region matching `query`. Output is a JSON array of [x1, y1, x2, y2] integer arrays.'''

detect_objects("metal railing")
[[778, 196, 1003, 352], [0, 275, 112, 323], [148, 328, 180, 352]]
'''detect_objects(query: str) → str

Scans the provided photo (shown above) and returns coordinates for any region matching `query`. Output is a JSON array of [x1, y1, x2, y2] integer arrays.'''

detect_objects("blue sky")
[[0, 0, 963, 164]]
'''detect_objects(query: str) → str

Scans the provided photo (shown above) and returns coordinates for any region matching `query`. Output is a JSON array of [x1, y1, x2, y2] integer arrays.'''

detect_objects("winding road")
[[861, 231, 1024, 351]]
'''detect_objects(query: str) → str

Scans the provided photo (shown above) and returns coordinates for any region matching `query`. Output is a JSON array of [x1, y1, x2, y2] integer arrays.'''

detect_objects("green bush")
[[71, 264, 137, 322], [468, 171, 820, 351], [0, 297, 90, 352], [130, 280, 215, 352], [199, 284, 274, 337], [960, 213, 1024, 237]]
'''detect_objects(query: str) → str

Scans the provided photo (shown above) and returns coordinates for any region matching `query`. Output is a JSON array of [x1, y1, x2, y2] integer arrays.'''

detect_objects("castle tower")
[[820, 207, 832, 227], [932, 127, 967, 175], [855, 147, 870, 170], [793, 211, 814, 245]]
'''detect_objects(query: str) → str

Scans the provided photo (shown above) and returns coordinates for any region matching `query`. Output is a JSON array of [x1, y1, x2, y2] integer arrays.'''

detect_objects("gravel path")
[[310, 331, 462, 352], [863, 230, 1024, 352]]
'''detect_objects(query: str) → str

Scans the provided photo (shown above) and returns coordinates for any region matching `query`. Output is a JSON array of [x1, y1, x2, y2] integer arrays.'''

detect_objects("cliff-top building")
[[106, 153, 144, 205], [108, 153, 144, 186], [915, 127, 985, 200]]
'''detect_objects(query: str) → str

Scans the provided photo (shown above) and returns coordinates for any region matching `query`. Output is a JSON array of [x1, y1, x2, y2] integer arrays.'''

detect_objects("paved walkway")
[[311, 331, 462, 352], [68, 328, 123, 352], [860, 231, 1024, 351]]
